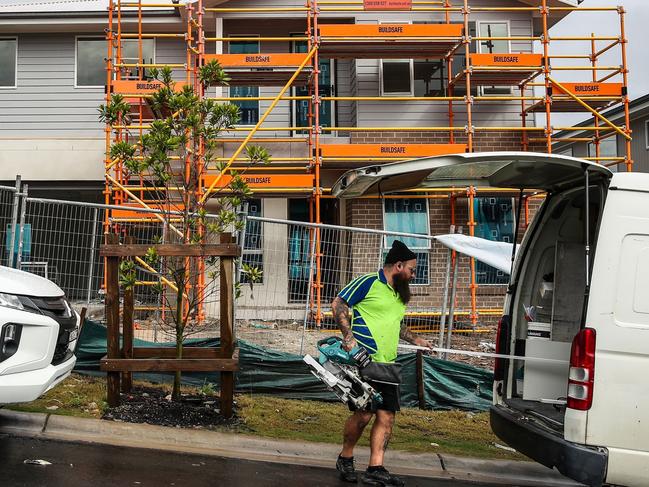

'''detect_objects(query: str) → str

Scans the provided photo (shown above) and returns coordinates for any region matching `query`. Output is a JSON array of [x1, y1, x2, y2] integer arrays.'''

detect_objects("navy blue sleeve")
[[337, 273, 377, 307]]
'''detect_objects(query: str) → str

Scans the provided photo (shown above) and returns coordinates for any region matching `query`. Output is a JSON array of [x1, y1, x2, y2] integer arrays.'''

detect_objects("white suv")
[[0, 265, 80, 404]]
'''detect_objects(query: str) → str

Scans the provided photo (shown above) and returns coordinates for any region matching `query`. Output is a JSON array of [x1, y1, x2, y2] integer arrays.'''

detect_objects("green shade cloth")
[[75, 320, 493, 411]]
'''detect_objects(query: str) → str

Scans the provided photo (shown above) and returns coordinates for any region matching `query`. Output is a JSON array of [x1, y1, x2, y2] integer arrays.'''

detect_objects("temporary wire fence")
[[0, 185, 499, 368], [236, 216, 498, 368]]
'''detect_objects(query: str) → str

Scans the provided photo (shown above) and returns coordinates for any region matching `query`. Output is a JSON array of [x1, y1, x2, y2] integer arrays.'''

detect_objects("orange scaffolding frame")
[[103, 0, 632, 325]]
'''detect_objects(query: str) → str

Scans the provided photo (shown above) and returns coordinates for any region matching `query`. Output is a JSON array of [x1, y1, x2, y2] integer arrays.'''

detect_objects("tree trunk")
[[172, 281, 185, 401]]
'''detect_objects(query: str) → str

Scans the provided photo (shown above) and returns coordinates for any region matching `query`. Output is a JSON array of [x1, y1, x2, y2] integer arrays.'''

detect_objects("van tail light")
[[494, 315, 510, 381], [567, 328, 596, 411]]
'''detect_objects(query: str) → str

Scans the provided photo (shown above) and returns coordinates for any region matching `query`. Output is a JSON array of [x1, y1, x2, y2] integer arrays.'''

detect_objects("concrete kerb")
[[0, 409, 583, 486]]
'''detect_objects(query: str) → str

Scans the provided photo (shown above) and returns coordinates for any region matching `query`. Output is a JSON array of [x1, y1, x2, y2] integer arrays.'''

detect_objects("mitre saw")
[[303, 336, 382, 410]]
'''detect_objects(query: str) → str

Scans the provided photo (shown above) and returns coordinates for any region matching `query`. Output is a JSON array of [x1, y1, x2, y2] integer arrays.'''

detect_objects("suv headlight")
[[1, 323, 22, 362], [0, 293, 41, 314], [0, 292, 24, 311]]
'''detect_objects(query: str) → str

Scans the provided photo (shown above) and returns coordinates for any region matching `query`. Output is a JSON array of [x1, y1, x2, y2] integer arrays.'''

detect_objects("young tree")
[[99, 61, 268, 401]]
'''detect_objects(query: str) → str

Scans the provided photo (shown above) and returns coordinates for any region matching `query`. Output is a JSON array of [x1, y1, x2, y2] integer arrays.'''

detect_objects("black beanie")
[[385, 240, 417, 265]]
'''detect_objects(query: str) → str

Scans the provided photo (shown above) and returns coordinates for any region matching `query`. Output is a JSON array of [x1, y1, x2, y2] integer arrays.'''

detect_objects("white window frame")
[[228, 34, 260, 127], [382, 198, 431, 286], [241, 198, 264, 284], [0, 37, 18, 89], [379, 21, 414, 97], [476, 20, 513, 96]]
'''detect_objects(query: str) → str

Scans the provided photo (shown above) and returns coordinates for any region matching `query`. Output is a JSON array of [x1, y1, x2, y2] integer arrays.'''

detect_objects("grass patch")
[[236, 394, 522, 460], [8, 374, 109, 419], [8, 374, 523, 460]]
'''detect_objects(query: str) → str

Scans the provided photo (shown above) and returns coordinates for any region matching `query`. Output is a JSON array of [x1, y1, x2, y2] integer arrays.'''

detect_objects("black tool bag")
[[360, 361, 402, 386]]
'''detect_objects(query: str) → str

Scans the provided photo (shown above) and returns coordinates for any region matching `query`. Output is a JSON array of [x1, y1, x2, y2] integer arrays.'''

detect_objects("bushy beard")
[[393, 272, 411, 305]]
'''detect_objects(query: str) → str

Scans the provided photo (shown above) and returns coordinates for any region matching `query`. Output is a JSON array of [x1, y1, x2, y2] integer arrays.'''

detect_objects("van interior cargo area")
[[506, 184, 604, 428]]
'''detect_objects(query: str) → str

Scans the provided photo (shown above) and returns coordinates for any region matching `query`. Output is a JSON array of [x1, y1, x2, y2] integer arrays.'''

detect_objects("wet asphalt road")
[[1, 434, 504, 487]]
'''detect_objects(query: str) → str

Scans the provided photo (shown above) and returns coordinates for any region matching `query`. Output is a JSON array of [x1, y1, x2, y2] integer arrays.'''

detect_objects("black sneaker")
[[361, 466, 405, 486], [336, 455, 358, 483]]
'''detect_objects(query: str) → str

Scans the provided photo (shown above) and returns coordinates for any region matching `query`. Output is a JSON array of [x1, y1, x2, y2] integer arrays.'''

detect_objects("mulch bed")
[[102, 386, 241, 429]]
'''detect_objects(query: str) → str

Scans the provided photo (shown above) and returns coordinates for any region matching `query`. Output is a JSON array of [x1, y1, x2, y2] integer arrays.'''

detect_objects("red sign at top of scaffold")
[[364, 0, 412, 10]]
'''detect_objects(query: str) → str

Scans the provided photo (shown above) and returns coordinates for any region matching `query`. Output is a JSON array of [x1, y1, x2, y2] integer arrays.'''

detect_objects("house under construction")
[[102, 0, 630, 325], [0, 0, 631, 328]]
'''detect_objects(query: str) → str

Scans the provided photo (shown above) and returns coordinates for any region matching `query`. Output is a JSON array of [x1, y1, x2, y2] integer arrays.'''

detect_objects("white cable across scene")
[[397, 343, 569, 364]]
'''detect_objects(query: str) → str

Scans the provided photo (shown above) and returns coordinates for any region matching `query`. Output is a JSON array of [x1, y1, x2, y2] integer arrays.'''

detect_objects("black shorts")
[[367, 380, 401, 413]]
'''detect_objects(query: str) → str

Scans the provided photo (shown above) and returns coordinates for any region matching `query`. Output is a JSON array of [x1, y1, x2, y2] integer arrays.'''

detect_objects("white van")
[[0, 265, 79, 404], [333, 152, 649, 487]]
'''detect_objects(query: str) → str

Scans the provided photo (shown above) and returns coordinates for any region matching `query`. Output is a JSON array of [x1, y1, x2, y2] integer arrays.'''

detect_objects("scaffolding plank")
[[526, 82, 625, 113], [112, 79, 183, 95], [318, 24, 463, 59], [204, 53, 313, 86], [450, 53, 543, 87], [471, 53, 543, 67], [552, 82, 624, 97], [202, 173, 314, 191], [110, 203, 185, 221], [320, 143, 467, 159]]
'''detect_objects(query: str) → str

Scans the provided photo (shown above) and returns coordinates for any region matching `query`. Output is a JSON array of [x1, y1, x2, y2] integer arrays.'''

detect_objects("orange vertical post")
[[463, 0, 473, 152], [313, 0, 323, 326], [619, 6, 633, 172], [541, 0, 552, 153], [591, 33, 600, 163], [520, 85, 528, 151], [467, 186, 477, 325]]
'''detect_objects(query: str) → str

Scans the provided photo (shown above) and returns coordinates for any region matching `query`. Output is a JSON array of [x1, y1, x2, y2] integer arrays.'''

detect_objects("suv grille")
[[23, 295, 77, 366]]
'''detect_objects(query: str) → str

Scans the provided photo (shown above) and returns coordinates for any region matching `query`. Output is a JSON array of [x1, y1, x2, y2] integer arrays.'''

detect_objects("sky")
[[541, 0, 649, 124]]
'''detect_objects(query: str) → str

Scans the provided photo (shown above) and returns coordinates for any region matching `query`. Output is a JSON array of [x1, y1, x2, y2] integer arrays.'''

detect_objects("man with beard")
[[332, 240, 433, 486]]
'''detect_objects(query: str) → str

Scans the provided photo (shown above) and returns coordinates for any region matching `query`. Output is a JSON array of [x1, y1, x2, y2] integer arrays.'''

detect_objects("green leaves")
[[144, 247, 159, 266], [199, 60, 231, 87], [118, 260, 137, 290], [241, 263, 263, 293], [247, 145, 271, 165], [98, 94, 131, 126]]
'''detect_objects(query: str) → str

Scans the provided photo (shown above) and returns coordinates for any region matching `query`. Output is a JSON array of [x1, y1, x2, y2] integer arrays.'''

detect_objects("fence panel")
[[22, 198, 106, 303], [0, 185, 18, 266], [235, 217, 497, 368], [3, 191, 498, 368]]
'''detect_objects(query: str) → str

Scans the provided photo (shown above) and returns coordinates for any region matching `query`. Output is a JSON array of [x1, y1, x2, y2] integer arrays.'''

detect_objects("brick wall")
[[344, 130, 545, 326]]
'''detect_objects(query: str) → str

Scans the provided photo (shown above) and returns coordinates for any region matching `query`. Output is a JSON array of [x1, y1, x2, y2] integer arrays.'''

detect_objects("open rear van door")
[[332, 151, 611, 198]]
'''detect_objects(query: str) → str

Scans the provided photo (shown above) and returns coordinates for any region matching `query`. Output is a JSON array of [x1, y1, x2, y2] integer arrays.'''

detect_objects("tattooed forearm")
[[332, 297, 352, 339], [399, 321, 417, 344]]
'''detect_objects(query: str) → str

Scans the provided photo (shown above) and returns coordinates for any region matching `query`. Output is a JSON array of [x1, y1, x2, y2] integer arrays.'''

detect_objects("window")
[[241, 199, 263, 284], [414, 60, 445, 97], [383, 199, 430, 285], [474, 197, 514, 284], [118, 39, 155, 80], [292, 37, 335, 132], [477, 22, 511, 95], [0, 38, 17, 88], [380, 22, 413, 96], [645, 120, 649, 150], [381, 60, 413, 95], [76, 37, 105, 87], [380, 22, 476, 97], [229, 37, 259, 125], [449, 22, 477, 97], [588, 136, 618, 158]]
